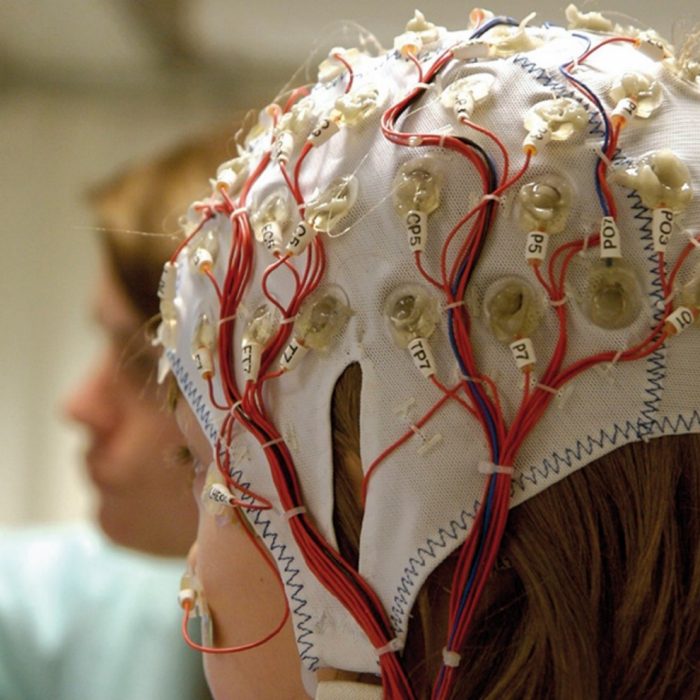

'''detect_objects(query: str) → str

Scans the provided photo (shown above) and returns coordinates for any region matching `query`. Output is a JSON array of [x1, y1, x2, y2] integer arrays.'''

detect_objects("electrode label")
[[612, 97, 638, 122], [286, 221, 316, 255], [599, 216, 622, 258], [273, 131, 294, 163], [406, 210, 427, 252], [241, 342, 261, 380], [193, 348, 213, 377], [666, 306, 695, 335], [279, 339, 308, 372], [309, 116, 340, 146], [408, 337, 436, 377], [509, 338, 536, 369], [523, 125, 551, 152], [260, 222, 282, 253], [652, 208, 674, 253], [525, 231, 549, 262]]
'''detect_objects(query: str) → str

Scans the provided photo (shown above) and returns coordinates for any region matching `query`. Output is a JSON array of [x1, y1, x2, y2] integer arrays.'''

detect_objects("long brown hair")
[[331, 363, 700, 699]]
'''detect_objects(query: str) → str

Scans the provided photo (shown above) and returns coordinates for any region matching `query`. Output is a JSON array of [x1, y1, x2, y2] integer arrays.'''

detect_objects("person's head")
[[64, 130, 237, 556], [165, 9, 700, 698]]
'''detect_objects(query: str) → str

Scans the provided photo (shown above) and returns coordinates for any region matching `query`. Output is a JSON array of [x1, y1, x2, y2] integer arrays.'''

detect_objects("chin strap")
[[315, 680, 384, 699]]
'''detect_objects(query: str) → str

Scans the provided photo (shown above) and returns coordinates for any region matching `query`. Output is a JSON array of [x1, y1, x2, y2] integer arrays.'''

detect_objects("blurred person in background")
[[0, 128, 237, 700]]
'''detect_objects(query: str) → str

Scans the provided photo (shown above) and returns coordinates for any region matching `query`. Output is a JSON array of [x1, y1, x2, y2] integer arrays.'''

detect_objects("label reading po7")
[[599, 216, 622, 258]]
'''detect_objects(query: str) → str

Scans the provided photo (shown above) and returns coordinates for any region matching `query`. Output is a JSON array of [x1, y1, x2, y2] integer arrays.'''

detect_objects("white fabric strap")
[[315, 680, 383, 700]]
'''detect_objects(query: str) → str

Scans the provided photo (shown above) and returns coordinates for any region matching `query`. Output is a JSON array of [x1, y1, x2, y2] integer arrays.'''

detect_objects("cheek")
[[196, 513, 277, 639], [195, 512, 307, 699]]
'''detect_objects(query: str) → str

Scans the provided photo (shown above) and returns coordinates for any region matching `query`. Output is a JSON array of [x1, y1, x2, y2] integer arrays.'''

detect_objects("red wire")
[[178, 36, 700, 699], [180, 511, 290, 655], [331, 52, 355, 94], [406, 52, 424, 82]]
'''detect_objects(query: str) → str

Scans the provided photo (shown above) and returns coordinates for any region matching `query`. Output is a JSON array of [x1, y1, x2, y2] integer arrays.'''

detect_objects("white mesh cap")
[[161, 9, 700, 674]]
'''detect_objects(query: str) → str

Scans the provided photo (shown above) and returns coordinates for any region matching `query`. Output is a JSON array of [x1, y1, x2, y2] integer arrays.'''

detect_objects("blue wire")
[[559, 32, 613, 216], [470, 16, 519, 39], [433, 20, 518, 696]]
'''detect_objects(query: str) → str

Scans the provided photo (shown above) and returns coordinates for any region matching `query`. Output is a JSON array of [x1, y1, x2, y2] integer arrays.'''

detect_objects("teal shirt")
[[0, 524, 210, 700]]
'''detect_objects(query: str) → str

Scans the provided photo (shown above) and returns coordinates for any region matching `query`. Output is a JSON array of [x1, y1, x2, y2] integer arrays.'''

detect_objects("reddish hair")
[[331, 363, 700, 698]]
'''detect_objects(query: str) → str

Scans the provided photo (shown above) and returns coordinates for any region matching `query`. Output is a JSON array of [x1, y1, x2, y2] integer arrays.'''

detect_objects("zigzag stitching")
[[167, 353, 219, 442], [625, 191, 667, 424], [628, 192, 665, 302], [390, 500, 480, 632], [388, 186, 668, 635], [640, 352, 666, 426], [166, 354, 320, 668], [248, 502, 319, 668], [513, 411, 700, 493], [511, 55, 605, 137], [390, 403, 698, 634], [514, 420, 646, 491]]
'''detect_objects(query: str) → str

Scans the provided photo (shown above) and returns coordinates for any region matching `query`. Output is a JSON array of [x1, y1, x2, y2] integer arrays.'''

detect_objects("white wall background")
[[0, 0, 694, 526]]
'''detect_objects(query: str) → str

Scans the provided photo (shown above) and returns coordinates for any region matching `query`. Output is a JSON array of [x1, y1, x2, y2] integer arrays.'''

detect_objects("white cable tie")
[[444, 300, 466, 311], [609, 349, 625, 369], [230, 399, 243, 414], [536, 383, 559, 395], [442, 647, 462, 668], [261, 437, 285, 449], [417, 433, 442, 456], [656, 290, 676, 310], [482, 193, 501, 203], [282, 506, 307, 521], [414, 82, 431, 90], [478, 460, 514, 475], [439, 132, 449, 148], [409, 423, 423, 437], [231, 206, 248, 218], [461, 373, 484, 386], [685, 229, 700, 249], [549, 294, 568, 307], [280, 314, 298, 325], [218, 313, 238, 327], [594, 146, 613, 170], [375, 637, 402, 656], [579, 233, 591, 256]]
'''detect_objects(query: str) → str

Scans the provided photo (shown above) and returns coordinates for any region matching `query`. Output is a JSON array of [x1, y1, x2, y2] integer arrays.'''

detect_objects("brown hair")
[[331, 363, 700, 698], [89, 126, 240, 320]]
